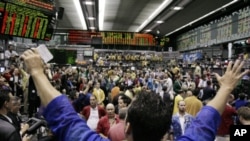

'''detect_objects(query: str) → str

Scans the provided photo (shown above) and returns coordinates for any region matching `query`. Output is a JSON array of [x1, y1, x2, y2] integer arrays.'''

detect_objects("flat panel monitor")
[[0, 1, 56, 41]]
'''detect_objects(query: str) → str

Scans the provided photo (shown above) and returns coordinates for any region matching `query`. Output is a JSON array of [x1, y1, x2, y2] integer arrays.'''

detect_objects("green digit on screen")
[[29, 17, 36, 38], [26, 16, 33, 37], [5, 14, 11, 34], [18, 14, 25, 36], [41, 19, 48, 39], [13, 13, 20, 36]]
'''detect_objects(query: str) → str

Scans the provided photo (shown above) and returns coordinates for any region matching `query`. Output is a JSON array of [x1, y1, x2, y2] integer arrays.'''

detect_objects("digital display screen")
[[176, 6, 250, 51], [0, 1, 55, 40], [3, 0, 55, 12], [49, 49, 77, 65]]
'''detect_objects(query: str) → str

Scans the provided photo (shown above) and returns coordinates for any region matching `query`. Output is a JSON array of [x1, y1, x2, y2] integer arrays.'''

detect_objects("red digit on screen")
[[34, 18, 40, 38], [22, 16, 29, 36], [1, 11, 8, 34], [9, 13, 16, 35]]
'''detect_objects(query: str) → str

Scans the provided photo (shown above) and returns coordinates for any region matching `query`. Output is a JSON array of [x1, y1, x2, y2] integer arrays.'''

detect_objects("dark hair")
[[120, 95, 131, 106], [237, 106, 250, 120], [0, 89, 11, 109], [126, 90, 172, 141], [207, 80, 212, 86], [162, 85, 168, 91], [193, 88, 200, 97], [8, 44, 14, 49], [239, 93, 246, 100], [119, 84, 125, 91], [112, 93, 126, 106]]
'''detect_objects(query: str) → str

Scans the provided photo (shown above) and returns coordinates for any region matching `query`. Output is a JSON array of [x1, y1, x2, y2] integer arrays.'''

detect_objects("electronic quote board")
[[0, 1, 56, 41], [3, 0, 55, 13], [176, 6, 250, 51]]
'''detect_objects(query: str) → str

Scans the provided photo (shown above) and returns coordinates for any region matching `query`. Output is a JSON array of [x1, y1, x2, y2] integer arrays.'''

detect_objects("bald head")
[[106, 103, 115, 110], [106, 103, 115, 118]]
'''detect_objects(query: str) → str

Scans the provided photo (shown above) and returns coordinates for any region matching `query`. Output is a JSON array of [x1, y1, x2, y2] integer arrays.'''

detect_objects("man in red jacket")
[[96, 103, 119, 138], [82, 95, 106, 130]]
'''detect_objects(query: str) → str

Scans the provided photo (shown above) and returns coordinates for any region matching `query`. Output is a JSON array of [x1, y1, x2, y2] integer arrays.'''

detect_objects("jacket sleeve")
[[178, 106, 221, 141], [43, 95, 109, 141], [7, 131, 22, 141], [82, 107, 89, 120], [96, 118, 103, 134], [97, 106, 106, 119]]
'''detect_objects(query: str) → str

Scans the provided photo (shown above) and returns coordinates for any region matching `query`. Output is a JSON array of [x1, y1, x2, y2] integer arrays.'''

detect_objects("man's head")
[[125, 91, 172, 141], [106, 103, 115, 118], [0, 90, 12, 113], [13, 68, 20, 75], [162, 85, 168, 92], [8, 45, 14, 51], [89, 95, 97, 108], [118, 107, 127, 120], [237, 106, 250, 125], [10, 96, 21, 114], [118, 95, 131, 109], [95, 82, 100, 89], [186, 90, 193, 97], [193, 88, 200, 97], [178, 100, 186, 113]]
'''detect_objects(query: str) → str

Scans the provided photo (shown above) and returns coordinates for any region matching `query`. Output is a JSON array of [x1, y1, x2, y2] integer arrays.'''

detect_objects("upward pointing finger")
[[235, 61, 245, 74], [226, 61, 233, 72], [239, 69, 250, 79], [231, 60, 241, 73]]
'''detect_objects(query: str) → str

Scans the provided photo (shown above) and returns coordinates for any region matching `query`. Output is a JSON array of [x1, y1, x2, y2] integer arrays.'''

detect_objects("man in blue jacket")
[[21, 48, 249, 141]]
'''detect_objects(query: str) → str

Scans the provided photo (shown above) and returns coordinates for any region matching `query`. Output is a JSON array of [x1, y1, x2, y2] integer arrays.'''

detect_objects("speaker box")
[[58, 7, 64, 20]]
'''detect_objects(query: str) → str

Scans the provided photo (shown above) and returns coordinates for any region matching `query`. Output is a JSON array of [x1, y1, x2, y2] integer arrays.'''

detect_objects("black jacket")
[[7, 112, 22, 132], [0, 118, 22, 141]]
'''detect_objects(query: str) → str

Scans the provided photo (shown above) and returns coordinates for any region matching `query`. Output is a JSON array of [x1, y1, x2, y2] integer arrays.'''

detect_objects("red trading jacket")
[[82, 105, 106, 120]]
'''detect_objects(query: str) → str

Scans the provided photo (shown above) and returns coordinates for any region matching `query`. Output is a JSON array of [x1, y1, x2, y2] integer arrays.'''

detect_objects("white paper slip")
[[37, 44, 53, 63]]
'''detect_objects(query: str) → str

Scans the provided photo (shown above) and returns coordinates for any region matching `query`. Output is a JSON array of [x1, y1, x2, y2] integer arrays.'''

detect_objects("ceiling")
[[54, 0, 247, 37]]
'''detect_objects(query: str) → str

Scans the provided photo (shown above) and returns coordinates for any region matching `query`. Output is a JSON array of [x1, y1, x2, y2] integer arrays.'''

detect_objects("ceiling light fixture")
[[156, 20, 164, 24], [88, 17, 96, 20], [136, 0, 173, 32], [99, 0, 106, 30], [73, 0, 87, 30], [172, 6, 183, 10], [85, 1, 94, 5], [165, 0, 239, 36], [89, 27, 96, 30], [145, 29, 152, 32]]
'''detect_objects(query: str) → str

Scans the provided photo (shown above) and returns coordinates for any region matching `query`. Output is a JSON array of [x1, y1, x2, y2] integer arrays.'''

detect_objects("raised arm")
[[21, 48, 109, 141], [179, 60, 249, 141], [207, 60, 249, 115], [21, 49, 60, 106]]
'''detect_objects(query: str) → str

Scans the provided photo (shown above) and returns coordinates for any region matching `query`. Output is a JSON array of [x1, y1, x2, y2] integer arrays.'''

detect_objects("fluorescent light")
[[165, 0, 239, 36], [89, 27, 96, 29], [88, 17, 96, 20], [172, 6, 183, 10], [99, 0, 106, 30], [85, 1, 94, 5], [156, 20, 164, 24], [73, 0, 87, 30], [136, 0, 173, 32], [145, 29, 152, 32]]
